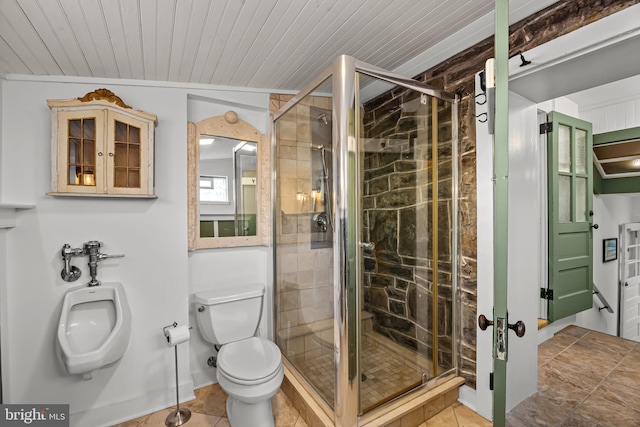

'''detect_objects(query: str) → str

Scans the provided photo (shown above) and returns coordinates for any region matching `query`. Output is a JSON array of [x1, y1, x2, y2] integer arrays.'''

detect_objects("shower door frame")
[[273, 55, 459, 427]]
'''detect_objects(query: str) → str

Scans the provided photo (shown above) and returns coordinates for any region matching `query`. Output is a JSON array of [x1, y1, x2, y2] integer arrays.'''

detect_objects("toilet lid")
[[217, 337, 281, 382]]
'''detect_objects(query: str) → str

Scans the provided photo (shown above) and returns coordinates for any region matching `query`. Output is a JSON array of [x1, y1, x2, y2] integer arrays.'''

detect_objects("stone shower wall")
[[393, 0, 640, 388], [361, 94, 456, 374]]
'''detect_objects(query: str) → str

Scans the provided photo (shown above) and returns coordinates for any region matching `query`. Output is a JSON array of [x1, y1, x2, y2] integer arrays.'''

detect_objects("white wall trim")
[[77, 381, 195, 427], [457, 385, 477, 413], [4, 73, 297, 96]]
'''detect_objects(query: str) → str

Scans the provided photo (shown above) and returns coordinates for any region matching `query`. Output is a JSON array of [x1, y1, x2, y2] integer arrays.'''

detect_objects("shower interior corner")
[[272, 64, 459, 419]]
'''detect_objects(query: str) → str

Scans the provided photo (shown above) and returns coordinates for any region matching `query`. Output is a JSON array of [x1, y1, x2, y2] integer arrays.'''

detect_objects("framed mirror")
[[188, 111, 271, 249]]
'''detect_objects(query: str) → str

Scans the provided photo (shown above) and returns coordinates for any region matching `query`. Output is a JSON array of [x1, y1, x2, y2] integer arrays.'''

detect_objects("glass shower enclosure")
[[273, 55, 458, 425]]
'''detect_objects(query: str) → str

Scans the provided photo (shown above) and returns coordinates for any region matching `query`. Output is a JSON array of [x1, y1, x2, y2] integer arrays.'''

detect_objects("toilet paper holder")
[[163, 322, 193, 343], [162, 321, 193, 427], [163, 322, 186, 342]]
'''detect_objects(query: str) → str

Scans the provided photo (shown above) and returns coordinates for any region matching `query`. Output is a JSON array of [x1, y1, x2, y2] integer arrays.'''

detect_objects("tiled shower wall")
[[272, 94, 334, 360]]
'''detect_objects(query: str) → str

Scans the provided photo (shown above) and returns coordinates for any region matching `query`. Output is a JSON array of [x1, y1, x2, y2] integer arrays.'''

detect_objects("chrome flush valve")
[[83, 241, 125, 287], [59, 241, 124, 286]]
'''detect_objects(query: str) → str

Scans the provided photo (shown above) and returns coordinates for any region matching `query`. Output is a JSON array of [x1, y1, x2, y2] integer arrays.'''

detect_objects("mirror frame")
[[188, 111, 271, 250]]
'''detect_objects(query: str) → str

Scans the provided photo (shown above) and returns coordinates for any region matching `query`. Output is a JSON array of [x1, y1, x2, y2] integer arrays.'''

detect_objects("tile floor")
[[113, 381, 490, 427], [292, 333, 426, 409], [507, 325, 640, 427], [112, 384, 308, 427], [113, 324, 640, 426]]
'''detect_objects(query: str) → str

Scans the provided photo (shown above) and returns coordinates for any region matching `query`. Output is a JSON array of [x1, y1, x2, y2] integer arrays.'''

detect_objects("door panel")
[[547, 111, 594, 322], [620, 223, 640, 341]]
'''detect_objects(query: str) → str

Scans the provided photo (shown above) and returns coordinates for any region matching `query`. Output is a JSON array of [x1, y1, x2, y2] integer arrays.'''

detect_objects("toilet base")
[[227, 396, 274, 427]]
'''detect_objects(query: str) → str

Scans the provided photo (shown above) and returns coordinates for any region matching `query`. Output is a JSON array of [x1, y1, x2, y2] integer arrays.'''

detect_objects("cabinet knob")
[[109, 152, 114, 157], [98, 152, 103, 156]]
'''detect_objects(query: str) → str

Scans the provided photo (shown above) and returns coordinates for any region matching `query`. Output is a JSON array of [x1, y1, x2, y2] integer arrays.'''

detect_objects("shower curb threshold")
[[282, 358, 465, 427], [359, 375, 464, 427]]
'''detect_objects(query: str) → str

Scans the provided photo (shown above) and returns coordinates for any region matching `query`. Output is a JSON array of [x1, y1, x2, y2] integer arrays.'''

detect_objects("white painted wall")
[[474, 87, 540, 418], [570, 74, 640, 134], [0, 76, 272, 426], [184, 93, 273, 388], [505, 91, 541, 410], [473, 72, 493, 420], [576, 195, 636, 335]]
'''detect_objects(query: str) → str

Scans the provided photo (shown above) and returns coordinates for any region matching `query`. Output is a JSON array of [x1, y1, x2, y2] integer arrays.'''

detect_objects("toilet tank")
[[194, 283, 265, 345]]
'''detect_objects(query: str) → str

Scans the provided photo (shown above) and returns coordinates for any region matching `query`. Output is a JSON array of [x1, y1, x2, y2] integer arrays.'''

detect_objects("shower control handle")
[[359, 242, 375, 251]]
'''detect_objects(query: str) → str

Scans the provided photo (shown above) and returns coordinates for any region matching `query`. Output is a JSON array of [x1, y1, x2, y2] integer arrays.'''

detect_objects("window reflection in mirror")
[[198, 135, 258, 238], [187, 111, 270, 250]]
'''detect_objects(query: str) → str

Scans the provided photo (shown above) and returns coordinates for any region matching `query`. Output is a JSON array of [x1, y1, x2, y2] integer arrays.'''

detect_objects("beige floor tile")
[[537, 363, 595, 408], [214, 417, 231, 427], [507, 392, 572, 427], [184, 412, 222, 427], [580, 330, 636, 354], [273, 390, 301, 426], [538, 340, 569, 362], [572, 387, 640, 427], [452, 402, 491, 427], [559, 413, 605, 427], [111, 409, 174, 427], [556, 325, 589, 339], [186, 383, 228, 417], [423, 406, 458, 426]]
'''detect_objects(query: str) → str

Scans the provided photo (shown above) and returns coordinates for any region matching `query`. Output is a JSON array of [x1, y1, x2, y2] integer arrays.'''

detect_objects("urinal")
[[57, 282, 131, 380]]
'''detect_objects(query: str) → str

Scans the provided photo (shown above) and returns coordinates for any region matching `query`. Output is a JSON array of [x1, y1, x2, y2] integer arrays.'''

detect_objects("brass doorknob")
[[508, 320, 526, 337], [478, 314, 493, 330], [478, 314, 525, 337]]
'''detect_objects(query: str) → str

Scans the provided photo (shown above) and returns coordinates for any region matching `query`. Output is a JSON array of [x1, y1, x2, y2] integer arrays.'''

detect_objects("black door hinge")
[[540, 122, 553, 134], [540, 288, 554, 300], [490, 372, 494, 391]]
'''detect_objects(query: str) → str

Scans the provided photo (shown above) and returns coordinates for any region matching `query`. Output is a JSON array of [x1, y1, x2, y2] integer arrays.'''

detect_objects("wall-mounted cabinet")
[[47, 89, 158, 198]]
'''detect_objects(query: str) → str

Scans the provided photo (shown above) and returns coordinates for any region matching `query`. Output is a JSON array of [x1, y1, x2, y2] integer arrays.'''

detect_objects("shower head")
[[318, 113, 328, 125]]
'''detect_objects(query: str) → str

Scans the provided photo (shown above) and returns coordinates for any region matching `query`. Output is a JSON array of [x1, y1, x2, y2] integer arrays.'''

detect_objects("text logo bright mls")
[[1, 405, 69, 426]]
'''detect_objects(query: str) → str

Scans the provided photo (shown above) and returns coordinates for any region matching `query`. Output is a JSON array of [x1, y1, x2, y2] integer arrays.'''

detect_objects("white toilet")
[[57, 282, 132, 380], [195, 283, 283, 427]]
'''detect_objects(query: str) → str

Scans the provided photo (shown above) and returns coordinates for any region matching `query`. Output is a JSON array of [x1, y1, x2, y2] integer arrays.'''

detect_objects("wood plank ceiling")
[[0, 0, 496, 90]]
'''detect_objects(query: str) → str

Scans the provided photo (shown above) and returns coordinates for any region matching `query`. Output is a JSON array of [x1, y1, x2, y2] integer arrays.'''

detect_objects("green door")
[[547, 111, 594, 322]]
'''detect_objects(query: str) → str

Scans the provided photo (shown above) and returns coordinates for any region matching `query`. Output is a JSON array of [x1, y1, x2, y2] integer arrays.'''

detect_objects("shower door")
[[356, 68, 458, 413], [273, 56, 459, 425], [273, 78, 337, 409]]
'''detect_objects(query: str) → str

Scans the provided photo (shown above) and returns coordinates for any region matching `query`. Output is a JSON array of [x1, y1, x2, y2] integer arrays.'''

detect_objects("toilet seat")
[[217, 337, 282, 385]]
